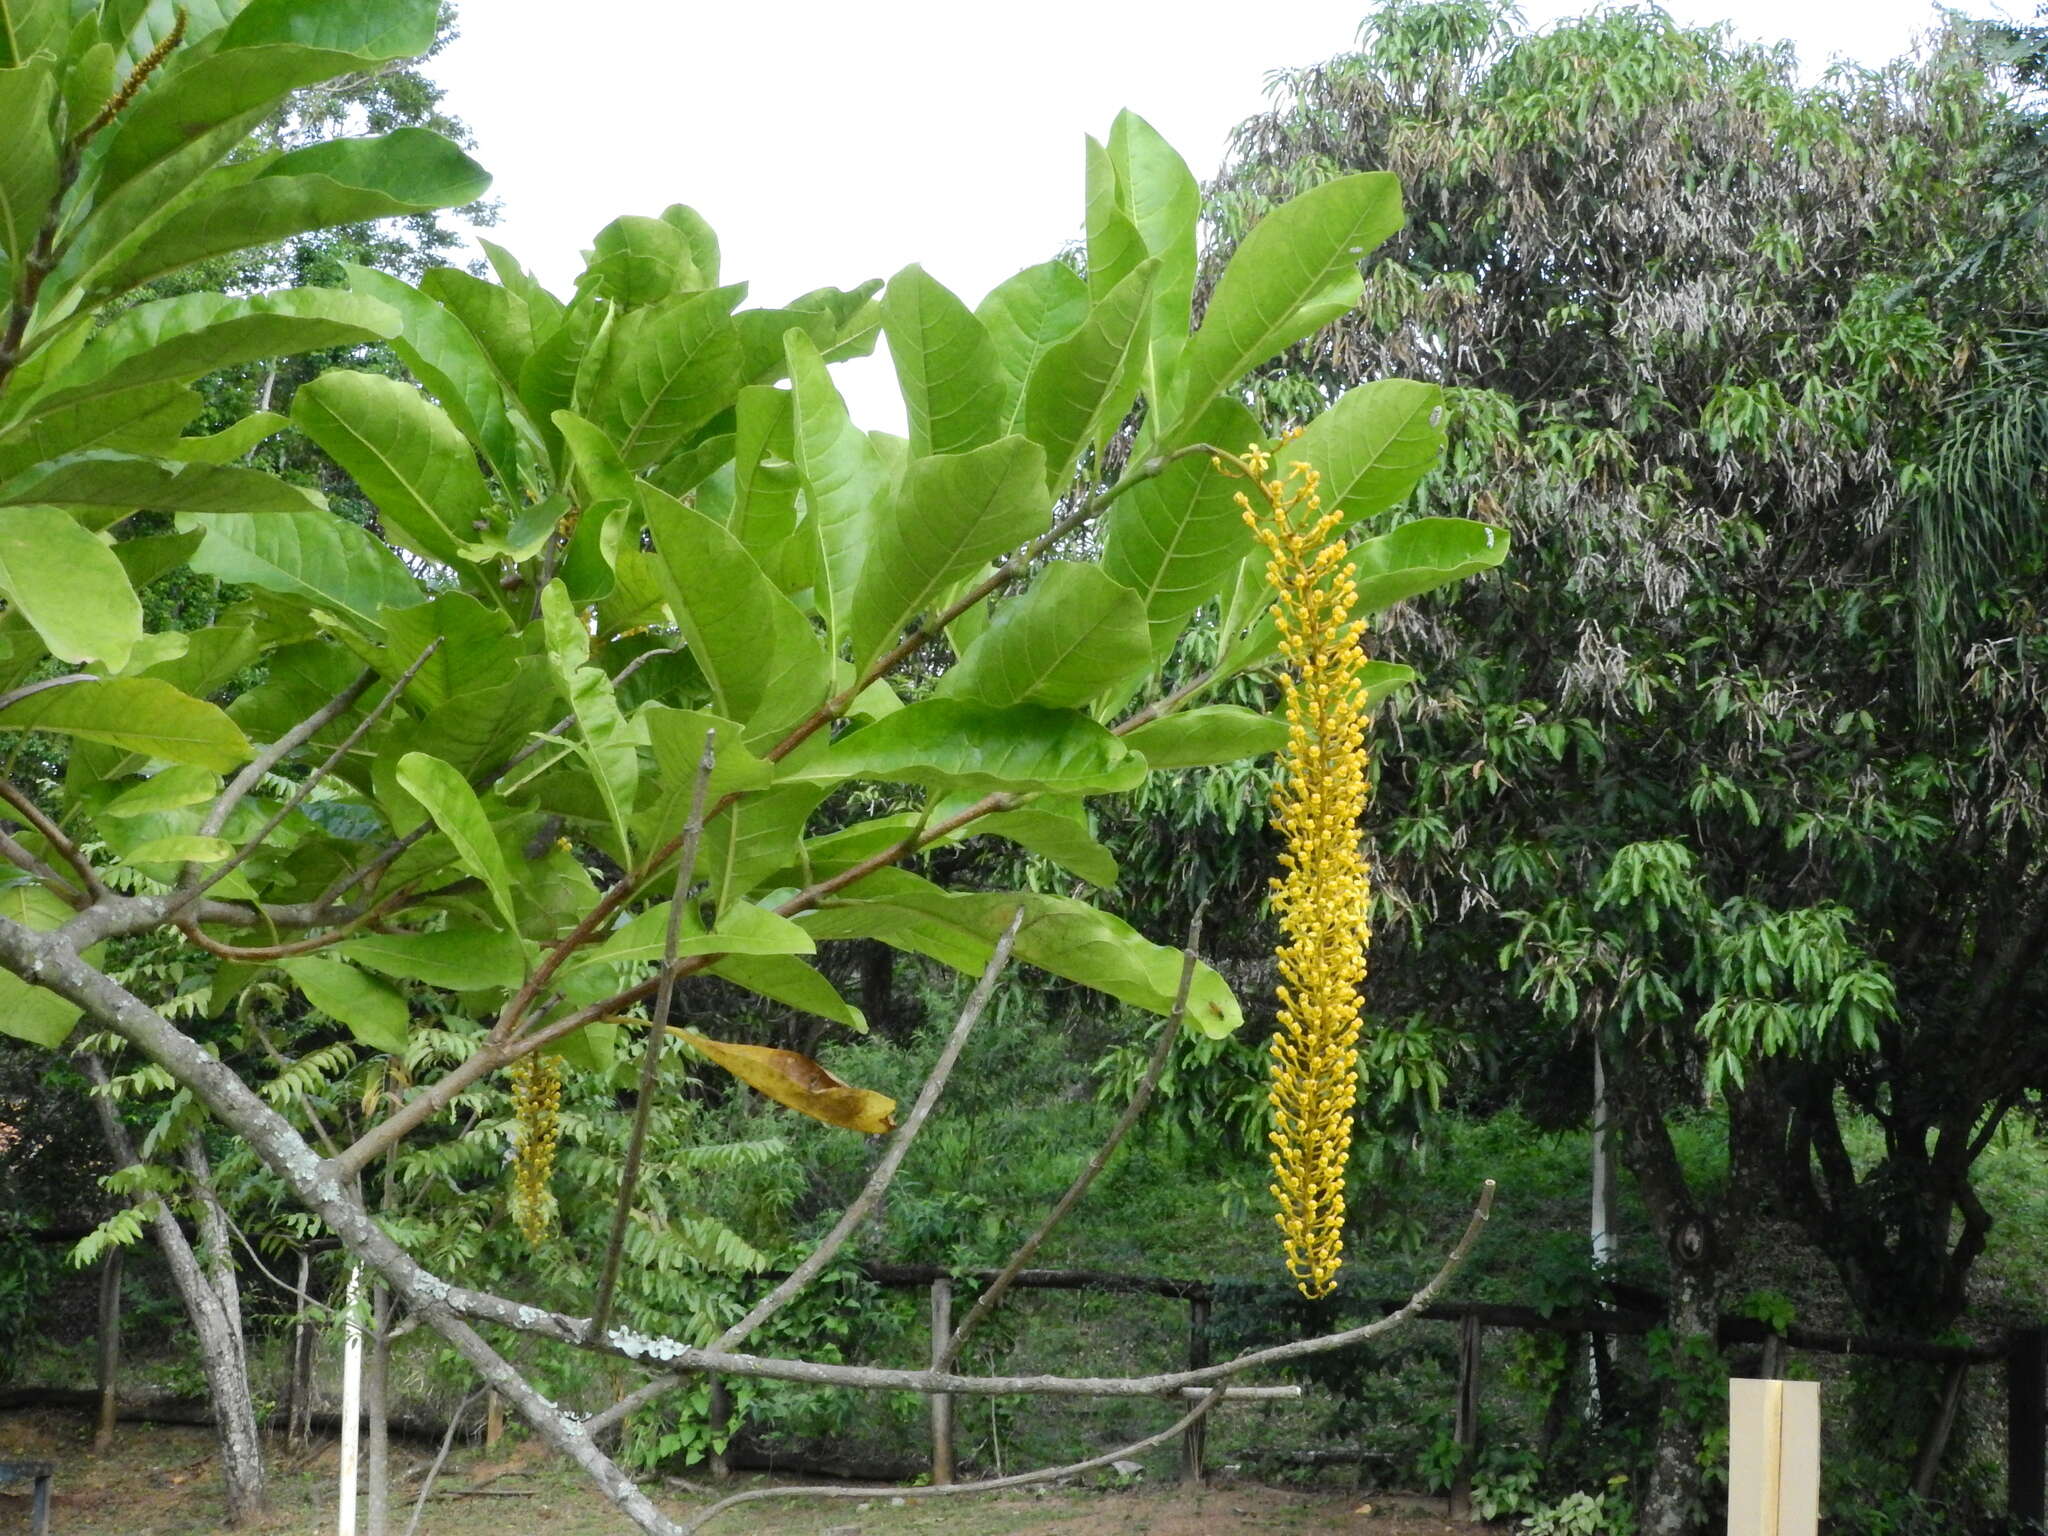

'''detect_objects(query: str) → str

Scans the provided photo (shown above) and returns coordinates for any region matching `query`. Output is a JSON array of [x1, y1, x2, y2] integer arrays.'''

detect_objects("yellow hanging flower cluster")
[[1228, 439, 1372, 1300], [508, 1053, 563, 1246]]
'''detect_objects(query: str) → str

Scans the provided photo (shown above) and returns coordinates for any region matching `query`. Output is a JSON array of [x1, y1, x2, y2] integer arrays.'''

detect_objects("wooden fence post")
[[2009, 1327, 2046, 1529], [287, 1250, 314, 1451], [930, 1278, 954, 1486], [707, 1375, 731, 1481], [483, 1391, 502, 1450], [1182, 1295, 1212, 1485], [1450, 1312, 1482, 1521], [93, 1250, 122, 1453], [1912, 1360, 1968, 1499]]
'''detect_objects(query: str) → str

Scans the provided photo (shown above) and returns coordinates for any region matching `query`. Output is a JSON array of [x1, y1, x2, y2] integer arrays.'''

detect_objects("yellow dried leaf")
[[678, 1030, 896, 1135]]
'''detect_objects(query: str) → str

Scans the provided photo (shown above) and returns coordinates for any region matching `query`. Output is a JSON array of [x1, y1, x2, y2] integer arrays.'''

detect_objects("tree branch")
[[710, 908, 1026, 1355], [0, 779, 103, 900], [938, 913, 1201, 1372], [588, 732, 718, 1342], [174, 641, 441, 917], [678, 1384, 1234, 1535], [200, 665, 381, 840]]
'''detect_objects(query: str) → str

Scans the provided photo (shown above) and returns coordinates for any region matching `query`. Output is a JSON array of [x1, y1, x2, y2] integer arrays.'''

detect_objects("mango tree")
[[0, 20, 1506, 1523]]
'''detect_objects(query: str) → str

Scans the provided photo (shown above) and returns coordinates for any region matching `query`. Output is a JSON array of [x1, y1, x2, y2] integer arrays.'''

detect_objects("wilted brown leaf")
[[677, 1030, 896, 1135]]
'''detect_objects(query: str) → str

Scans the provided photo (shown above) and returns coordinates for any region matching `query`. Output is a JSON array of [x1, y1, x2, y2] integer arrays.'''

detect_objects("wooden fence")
[[751, 1261, 2047, 1523]]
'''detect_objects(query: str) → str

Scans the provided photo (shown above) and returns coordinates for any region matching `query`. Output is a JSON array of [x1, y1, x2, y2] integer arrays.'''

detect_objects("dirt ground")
[[0, 1407, 1473, 1536]]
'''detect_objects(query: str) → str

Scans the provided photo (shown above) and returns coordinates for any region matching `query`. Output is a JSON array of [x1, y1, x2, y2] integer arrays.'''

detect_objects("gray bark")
[[83, 1057, 266, 1525]]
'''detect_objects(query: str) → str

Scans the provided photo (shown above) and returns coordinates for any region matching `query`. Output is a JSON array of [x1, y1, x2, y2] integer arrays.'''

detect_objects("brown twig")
[[0, 779, 104, 900], [200, 666, 380, 841], [938, 909, 1204, 1371], [175, 642, 441, 916], [587, 732, 717, 1343], [710, 909, 1027, 1355], [402, 1388, 486, 1536]]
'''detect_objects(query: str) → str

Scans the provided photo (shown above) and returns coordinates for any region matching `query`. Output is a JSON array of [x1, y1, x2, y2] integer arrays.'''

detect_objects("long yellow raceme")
[[1231, 442, 1372, 1300]]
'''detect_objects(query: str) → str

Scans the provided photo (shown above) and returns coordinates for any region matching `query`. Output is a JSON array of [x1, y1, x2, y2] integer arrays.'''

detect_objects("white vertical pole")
[[1589, 1041, 1616, 1411], [338, 1264, 363, 1536]]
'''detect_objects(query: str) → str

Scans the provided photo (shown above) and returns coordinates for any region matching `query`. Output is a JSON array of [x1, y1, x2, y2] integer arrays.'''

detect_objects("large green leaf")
[[539, 580, 640, 859], [335, 925, 528, 991], [94, 0, 439, 200], [161, 412, 287, 465], [1023, 258, 1156, 492], [709, 952, 866, 1032], [799, 868, 1241, 1036], [1223, 518, 1509, 672], [1289, 379, 1444, 531], [642, 485, 830, 747], [0, 676, 251, 771], [1352, 517, 1510, 613], [634, 706, 774, 854], [374, 592, 521, 711], [785, 330, 884, 645], [0, 59, 56, 301], [419, 268, 533, 402], [0, 451, 323, 515], [92, 129, 491, 297], [1164, 172, 1402, 442], [292, 371, 489, 567], [881, 264, 1005, 459], [963, 799, 1119, 888], [177, 509, 426, 632], [781, 699, 1145, 797], [725, 384, 802, 585], [849, 435, 1047, 668], [937, 562, 1150, 708], [1099, 396, 1261, 657], [1083, 136, 1147, 303], [0, 384, 200, 485], [975, 260, 1088, 436], [280, 957, 409, 1054], [16, 289, 400, 420], [343, 263, 522, 486], [394, 752, 520, 935], [1106, 111, 1201, 401], [583, 284, 745, 469], [0, 508, 142, 668], [0, 0, 66, 69], [1124, 705, 1286, 769], [0, 882, 84, 1047], [583, 212, 704, 307], [575, 898, 813, 972]]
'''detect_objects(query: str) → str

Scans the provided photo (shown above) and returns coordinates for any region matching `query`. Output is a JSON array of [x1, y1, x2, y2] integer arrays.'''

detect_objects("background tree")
[[1208, 4, 2048, 1530]]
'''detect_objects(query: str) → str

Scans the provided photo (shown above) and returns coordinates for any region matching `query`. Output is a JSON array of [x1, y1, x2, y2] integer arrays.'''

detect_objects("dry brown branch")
[[939, 912, 1202, 1371], [678, 1384, 1233, 1534], [588, 731, 719, 1342], [710, 908, 1028, 1355]]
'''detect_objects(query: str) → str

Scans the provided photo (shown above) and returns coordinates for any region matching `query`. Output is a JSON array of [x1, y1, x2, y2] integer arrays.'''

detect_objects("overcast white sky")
[[432, 0, 1990, 429]]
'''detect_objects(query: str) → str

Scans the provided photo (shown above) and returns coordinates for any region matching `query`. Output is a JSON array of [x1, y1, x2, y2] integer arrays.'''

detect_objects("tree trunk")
[[83, 1057, 267, 1524], [1611, 1054, 1735, 1536], [1641, 1257, 1719, 1536]]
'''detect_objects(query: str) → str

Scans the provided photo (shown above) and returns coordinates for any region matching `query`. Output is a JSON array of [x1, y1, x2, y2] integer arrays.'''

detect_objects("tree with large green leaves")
[[0, 1, 491, 1519], [1209, 5, 2048, 1530], [0, 35, 1506, 1524]]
